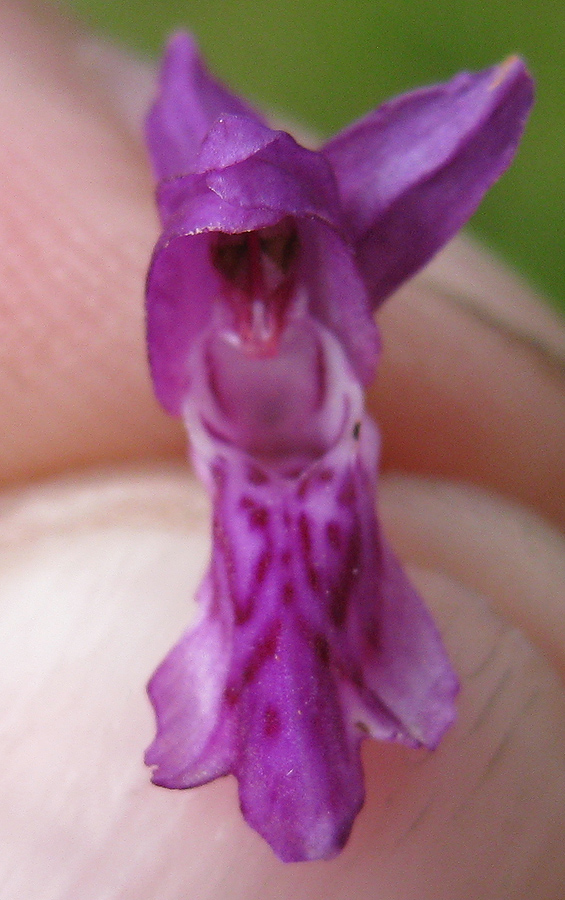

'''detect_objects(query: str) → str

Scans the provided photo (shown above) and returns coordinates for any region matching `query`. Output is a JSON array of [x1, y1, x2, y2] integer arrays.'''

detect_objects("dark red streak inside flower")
[[298, 512, 321, 593], [326, 520, 342, 550], [329, 527, 362, 628], [282, 581, 295, 605], [246, 463, 269, 486], [233, 544, 272, 626], [313, 633, 331, 666], [242, 619, 281, 684], [224, 684, 239, 707], [239, 496, 270, 530], [253, 549, 272, 590], [263, 704, 281, 738], [210, 217, 298, 355]]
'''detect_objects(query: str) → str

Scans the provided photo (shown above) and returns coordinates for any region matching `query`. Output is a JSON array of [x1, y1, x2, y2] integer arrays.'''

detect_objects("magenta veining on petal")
[[143, 31, 533, 862]]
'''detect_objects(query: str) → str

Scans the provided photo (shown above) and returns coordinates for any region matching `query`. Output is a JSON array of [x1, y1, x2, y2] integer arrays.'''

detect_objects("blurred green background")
[[65, 0, 564, 311]]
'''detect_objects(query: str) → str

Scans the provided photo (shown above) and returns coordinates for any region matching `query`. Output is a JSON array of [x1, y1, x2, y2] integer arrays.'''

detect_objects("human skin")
[[0, 2, 564, 898]]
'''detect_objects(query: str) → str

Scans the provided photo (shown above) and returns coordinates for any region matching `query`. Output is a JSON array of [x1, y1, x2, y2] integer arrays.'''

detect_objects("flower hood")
[[146, 34, 533, 415]]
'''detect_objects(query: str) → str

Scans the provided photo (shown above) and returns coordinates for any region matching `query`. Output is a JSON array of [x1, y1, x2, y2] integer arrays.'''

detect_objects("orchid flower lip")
[[143, 31, 533, 863]]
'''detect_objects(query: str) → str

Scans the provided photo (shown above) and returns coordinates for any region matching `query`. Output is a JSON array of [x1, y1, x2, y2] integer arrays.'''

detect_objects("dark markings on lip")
[[264, 704, 282, 738], [329, 525, 361, 628], [282, 581, 295, 605], [240, 495, 270, 530], [242, 619, 281, 684], [298, 512, 320, 593], [247, 463, 269, 486], [326, 520, 342, 551]]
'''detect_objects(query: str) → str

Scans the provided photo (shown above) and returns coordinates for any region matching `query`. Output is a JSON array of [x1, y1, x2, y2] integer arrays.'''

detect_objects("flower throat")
[[210, 217, 298, 355]]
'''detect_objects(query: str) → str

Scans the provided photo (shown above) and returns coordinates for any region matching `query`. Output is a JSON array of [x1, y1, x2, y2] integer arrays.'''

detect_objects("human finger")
[[0, 0, 183, 486], [371, 247, 565, 529]]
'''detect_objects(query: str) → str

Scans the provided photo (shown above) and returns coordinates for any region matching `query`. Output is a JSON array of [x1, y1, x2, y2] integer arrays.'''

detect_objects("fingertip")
[[0, 3, 184, 483], [371, 257, 565, 529]]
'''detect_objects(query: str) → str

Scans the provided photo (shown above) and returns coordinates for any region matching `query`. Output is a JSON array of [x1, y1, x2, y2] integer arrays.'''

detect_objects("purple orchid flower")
[[144, 33, 533, 863]]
